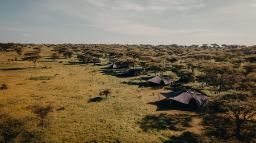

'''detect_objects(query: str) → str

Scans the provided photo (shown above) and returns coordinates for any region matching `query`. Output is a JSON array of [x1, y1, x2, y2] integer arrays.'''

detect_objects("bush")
[[178, 71, 195, 83], [28, 76, 54, 81], [0, 115, 40, 143], [0, 84, 8, 90], [99, 89, 111, 98]]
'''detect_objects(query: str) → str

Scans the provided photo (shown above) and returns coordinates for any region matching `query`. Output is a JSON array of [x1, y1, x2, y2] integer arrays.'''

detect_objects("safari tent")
[[105, 62, 130, 69], [163, 90, 208, 109], [105, 63, 117, 69], [147, 76, 172, 86]]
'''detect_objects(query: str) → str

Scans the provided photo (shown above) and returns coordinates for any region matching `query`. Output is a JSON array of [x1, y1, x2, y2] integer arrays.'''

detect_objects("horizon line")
[[0, 41, 254, 47]]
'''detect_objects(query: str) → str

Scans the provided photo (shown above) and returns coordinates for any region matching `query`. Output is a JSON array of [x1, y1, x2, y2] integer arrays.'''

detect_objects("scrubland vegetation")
[[0, 43, 255, 143]]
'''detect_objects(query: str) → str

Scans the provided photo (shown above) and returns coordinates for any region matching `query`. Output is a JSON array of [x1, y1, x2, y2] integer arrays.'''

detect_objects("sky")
[[0, 0, 256, 45]]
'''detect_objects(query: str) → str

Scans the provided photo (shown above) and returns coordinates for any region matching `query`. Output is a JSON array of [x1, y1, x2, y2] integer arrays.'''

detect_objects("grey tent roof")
[[113, 63, 117, 69], [148, 76, 172, 85], [105, 63, 114, 68], [164, 90, 208, 107], [105, 63, 117, 69], [105, 62, 129, 69], [162, 77, 172, 85]]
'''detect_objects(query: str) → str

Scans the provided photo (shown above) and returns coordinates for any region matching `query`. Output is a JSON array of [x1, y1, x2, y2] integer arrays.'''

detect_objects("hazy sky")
[[0, 0, 256, 45]]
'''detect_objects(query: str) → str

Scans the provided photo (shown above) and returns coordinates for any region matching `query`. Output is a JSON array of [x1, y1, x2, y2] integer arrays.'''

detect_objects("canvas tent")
[[147, 76, 172, 85], [163, 90, 208, 108], [105, 63, 117, 69]]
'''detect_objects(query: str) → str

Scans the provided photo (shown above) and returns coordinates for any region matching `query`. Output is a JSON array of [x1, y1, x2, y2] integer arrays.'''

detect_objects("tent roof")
[[105, 63, 119, 69], [147, 76, 172, 85], [162, 77, 172, 85], [105, 63, 114, 68], [113, 63, 117, 68], [148, 76, 162, 84], [164, 90, 208, 106]]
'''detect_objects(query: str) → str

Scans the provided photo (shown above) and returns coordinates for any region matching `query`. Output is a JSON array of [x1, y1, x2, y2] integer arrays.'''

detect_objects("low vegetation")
[[0, 84, 8, 90], [99, 89, 111, 99], [28, 76, 54, 81]]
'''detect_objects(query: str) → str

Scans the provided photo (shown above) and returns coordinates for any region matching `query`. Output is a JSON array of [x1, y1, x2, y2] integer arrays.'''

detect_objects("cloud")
[[23, 34, 31, 37], [104, 20, 209, 36], [85, 0, 108, 7], [117, 1, 146, 12], [1, 0, 256, 45], [106, 23, 169, 36], [148, 0, 206, 11], [0, 25, 23, 32], [251, 3, 256, 7], [84, 0, 206, 12], [72, 0, 208, 36]]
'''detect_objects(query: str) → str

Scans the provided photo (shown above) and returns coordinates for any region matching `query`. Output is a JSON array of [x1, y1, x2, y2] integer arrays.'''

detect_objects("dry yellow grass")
[[0, 47, 203, 143]]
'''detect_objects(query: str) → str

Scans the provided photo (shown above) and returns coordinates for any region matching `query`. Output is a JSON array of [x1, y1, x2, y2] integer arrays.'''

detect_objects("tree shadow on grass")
[[202, 112, 256, 142], [100, 69, 119, 77], [31, 105, 53, 120], [148, 99, 171, 111], [0, 67, 36, 71], [0, 66, 49, 71], [122, 80, 166, 90], [0, 114, 41, 143], [164, 131, 201, 143], [139, 113, 192, 132], [29, 105, 53, 127], [63, 61, 86, 65], [202, 98, 256, 142], [243, 120, 256, 142], [148, 99, 200, 112], [88, 96, 104, 103], [121, 81, 163, 89], [121, 81, 145, 87], [203, 113, 233, 140]]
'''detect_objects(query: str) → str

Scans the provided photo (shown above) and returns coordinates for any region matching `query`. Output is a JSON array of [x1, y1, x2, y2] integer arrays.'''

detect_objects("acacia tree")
[[223, 94, 256, 139], [187, 63, 196, 73], [179, 70, 195, 83], [23, 52, 41, 65], [31, 56, 40, 65], [139, 61, 147, 74], [63, 51, 73, 59], [99, 89, 111, 99], [202, 65, 241, 92], [148, 62, 162, 76], [15, 48, 22, 55], [77, 55, 87, 63], [51, 53, 59, 61], [126, 50, 139, 69]]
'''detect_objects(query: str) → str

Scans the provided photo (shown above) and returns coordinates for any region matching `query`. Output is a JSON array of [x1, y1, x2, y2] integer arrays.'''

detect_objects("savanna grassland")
[[0, 43, 255, 143]]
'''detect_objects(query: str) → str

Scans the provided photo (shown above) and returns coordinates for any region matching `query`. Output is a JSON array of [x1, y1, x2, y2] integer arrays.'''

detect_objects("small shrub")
[[0, 84, 8, 90], [28, 76, 54, 81], [99, 89, 111, 98]]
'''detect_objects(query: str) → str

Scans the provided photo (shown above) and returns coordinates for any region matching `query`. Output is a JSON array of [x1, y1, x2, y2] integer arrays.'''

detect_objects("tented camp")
[[147, 76, 172, 86], [163, 90, 208, 109]]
